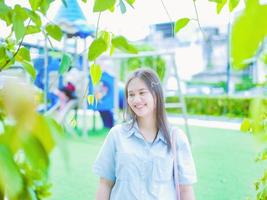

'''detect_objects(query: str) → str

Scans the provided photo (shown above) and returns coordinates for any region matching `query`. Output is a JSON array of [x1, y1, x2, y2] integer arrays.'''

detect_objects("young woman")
[[93, 68, 197, 200]]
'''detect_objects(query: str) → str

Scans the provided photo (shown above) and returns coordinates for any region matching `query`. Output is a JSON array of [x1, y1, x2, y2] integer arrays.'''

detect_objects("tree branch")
[[0, 19, 32, 71]]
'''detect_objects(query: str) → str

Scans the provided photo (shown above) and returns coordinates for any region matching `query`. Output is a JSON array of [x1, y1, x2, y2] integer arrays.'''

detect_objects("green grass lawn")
[[47, 125, 265, 200]]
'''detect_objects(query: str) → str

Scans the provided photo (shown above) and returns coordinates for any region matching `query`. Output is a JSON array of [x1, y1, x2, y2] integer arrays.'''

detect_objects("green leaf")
[[229, 0, 240, 12], [108, 5, 115, 12], [240, 118, 251, 132], [5, 38, 15, 50], [82, 0, 88, 2], [87, 95, 94, 105], [111, 36, 138, 54], [93, 0, 116, 12], [0, 46, 5, 58], [0, 2, 10, 16], [21, 60, 36, 80], [14, 5, 29, 21], [61, 0, 68, 7], [255, 148, 267, 162], [0, 3, 12, 26], [90, 63, 102, 86], [174, 18, 190, 34], [99, 31, 111, 45], [29, 0, 42, 11], [32, 115, 55, 153], [126, 0, 135, 5], [45, 116, 65, 136], [0, 126, 21, 154], [26, 25, 41, 35], [0, 144, 23, 199], [35, 182, 52, 199], [0, 48, 8, 67], [59, 53, 72, 75], [119, 0, 126, 14], [49, 51, 62, 58], [209, 0, 223, 2], [27, 10, 41, 27], [16, 47, 31, 61], [39, 0, 54, 15], [231, 2, 267, 69], [216, 0, 227, 14], [22, 135, 49, 173], [45, 24, 63, 41], [10, 6, 29, 41], [88, 38, 108, 61], [110, 44, 115, 56], [249, 98, 266, 135], [12, 12, 25, 41]]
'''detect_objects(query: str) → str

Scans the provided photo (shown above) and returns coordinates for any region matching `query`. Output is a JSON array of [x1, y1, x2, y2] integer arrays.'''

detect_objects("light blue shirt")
[[93, 121, 197, 200]]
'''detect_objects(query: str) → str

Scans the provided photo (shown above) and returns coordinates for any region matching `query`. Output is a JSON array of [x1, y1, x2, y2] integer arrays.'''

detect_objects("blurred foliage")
[[240, 98, 267, 199], [187, 77, 258, 93], [166, 95, 251, 118], [0, 79, 63, 199], [235, 76, 256, 92], [120, 45, 166, 81], [230, 0, 267, 69], [186, 81, 227, 92], [0, 0, 139, 199]]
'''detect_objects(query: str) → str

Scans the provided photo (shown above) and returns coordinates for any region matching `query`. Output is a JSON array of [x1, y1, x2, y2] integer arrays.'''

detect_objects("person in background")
[[55, 81, 76, 110]]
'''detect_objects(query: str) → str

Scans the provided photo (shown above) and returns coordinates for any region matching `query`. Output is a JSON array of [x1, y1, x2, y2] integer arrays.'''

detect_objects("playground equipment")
[[32, 0, 124, 134]]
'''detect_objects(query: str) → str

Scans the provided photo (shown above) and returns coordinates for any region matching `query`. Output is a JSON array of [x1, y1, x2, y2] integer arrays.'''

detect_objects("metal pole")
[[226, 22, 231, 95], [44, 34, 49, 111], [113, 59, 119, 122], [82, 39, 88, 136]]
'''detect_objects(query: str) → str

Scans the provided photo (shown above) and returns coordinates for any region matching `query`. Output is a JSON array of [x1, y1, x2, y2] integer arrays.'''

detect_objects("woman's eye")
[[129, 93, 134, 97]]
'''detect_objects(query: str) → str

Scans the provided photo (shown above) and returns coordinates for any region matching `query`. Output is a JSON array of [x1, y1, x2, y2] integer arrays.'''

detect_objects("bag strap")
[[171, 127, 181, 200]]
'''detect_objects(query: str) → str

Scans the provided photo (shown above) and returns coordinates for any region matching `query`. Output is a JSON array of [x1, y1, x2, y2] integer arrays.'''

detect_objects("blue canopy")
[[54, 0, 95, 38]]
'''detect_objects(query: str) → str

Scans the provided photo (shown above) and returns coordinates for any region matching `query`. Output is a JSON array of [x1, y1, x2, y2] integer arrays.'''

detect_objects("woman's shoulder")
[[170, 126, 189, 146], [108, 121, 133, 136]]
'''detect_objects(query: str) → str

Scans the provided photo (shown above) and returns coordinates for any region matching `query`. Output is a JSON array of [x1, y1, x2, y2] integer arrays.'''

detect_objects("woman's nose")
[[132, 95, 142, 104]]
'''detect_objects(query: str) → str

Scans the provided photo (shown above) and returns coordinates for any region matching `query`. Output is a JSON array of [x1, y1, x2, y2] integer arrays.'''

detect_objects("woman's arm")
[[96, 177, 114, 200], [180, 185, 195, 200]]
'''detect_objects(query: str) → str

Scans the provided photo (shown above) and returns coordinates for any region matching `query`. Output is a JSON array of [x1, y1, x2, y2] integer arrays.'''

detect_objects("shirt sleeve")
[[92, 127, 117, 182], [174, 128, 197, 185]]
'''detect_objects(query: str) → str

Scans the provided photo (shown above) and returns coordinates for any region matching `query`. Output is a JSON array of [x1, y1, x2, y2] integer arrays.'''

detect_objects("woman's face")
[[127, 78, 156, 118]]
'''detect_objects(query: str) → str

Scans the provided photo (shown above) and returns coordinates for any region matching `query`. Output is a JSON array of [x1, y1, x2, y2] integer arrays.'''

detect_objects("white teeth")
[[135, 105, 144, 109]]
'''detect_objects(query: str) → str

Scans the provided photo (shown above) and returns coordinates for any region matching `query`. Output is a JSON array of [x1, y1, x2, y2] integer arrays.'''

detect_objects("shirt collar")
[[123, 121, 167, 144]]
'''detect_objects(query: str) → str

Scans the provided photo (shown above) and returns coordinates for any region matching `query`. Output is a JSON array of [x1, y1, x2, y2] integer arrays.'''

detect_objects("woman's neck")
[[137, 116, 158, 142]]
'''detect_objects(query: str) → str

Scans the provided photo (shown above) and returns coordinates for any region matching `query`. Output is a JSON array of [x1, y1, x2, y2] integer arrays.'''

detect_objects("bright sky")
[[1, 0, 241, 41], [1, 0, 245, 80]]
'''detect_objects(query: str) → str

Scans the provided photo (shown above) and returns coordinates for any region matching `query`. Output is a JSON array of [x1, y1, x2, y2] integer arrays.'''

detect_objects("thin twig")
[[192, 0, 206, 40], [80, 12, 102, 104], [95, 12, 102, 39], [159, 0, 173, 22], [159, 0, 174, 36], [46, 35, 55, 49], [79, 12, 102, 55], [0, 19, 32, 71]]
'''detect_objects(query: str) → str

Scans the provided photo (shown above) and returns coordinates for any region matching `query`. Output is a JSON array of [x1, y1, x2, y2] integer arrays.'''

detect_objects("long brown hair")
[[123, 68, 171, 150]]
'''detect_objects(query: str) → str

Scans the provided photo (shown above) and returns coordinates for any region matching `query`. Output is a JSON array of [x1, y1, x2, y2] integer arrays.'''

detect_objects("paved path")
[[168, 116, 241, 131]]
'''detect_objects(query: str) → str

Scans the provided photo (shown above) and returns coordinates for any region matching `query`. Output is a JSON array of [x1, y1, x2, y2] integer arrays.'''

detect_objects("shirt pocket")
[[116, 152, 139, 181], [152, 156, 173, 182]]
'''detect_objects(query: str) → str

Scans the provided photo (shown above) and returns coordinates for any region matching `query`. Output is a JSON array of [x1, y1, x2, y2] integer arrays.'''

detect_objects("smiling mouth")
[[135, 104, 145, 109]]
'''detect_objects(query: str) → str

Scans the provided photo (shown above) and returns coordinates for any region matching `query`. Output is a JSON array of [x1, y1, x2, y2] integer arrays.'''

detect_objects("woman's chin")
[[136, 112, 150, 118]]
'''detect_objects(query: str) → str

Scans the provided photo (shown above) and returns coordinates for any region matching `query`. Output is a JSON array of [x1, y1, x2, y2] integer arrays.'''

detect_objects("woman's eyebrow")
[[128, 88, 147, 93]]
